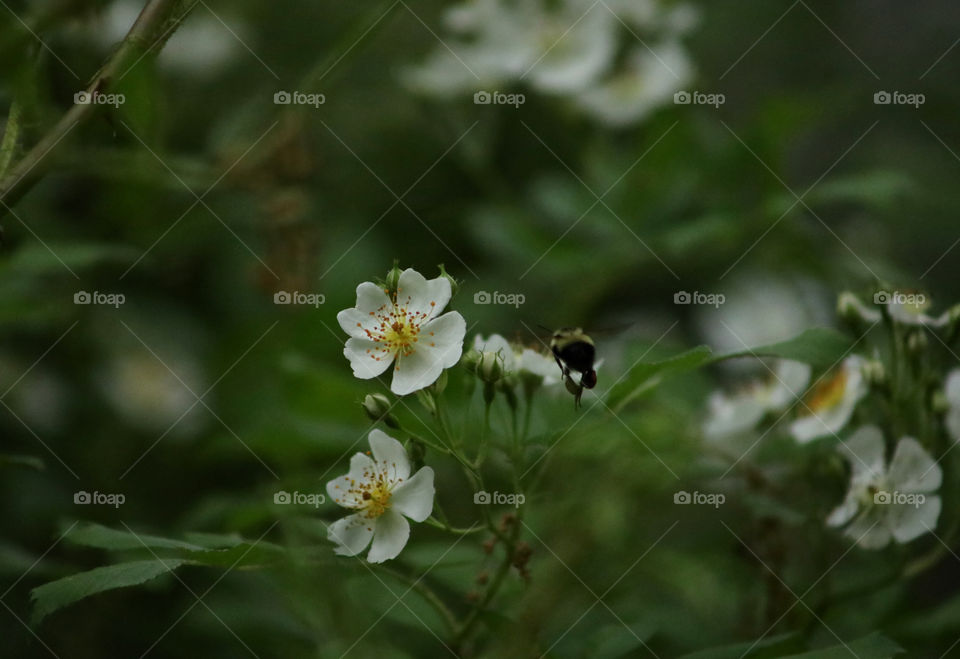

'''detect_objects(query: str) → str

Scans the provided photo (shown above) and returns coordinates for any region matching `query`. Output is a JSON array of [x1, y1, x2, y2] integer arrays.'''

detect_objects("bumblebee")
[[550, 328, 597, 408]]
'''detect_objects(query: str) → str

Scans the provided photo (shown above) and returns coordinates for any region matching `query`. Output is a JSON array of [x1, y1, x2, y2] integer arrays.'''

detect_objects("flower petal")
[[390, 312, 466, 396], [328, 513, 376, 557], [368, 429, 410, 482], [767, 360, 811, 410], [396, 269, 451, 323], [391, 467, 435, 522], [844, 509, 891, 549], [702, 391, 767, 440], [889, 495, 941, 544], [887, 437, 942, 493], [326, 452, 376, 508], [337, 283, 392, 339], [366, 509, 410, 563], [343, 337, 394, 380], [839, 425, 886, 480], [826, 491, 859, 528]]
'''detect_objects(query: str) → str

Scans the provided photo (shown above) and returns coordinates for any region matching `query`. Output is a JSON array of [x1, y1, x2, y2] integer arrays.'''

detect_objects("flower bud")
[[477, 351, 505, 384], [932, 390, 949, 414], [862, 359, 885, 386], [837, 291, 880, 324], [907, 329, 928, 354], [362, 393, 399, 428], [437, 263, 459, 297], [384, 260, 402, 299]]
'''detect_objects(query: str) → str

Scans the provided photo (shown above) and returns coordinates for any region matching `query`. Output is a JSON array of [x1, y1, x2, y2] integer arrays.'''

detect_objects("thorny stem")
[[0, 0, 195, 215]]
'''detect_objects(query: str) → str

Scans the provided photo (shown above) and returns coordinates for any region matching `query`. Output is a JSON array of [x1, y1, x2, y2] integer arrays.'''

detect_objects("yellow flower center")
[[344, 463, 397, 519], [356, 287, 439, 366], [806, 369, 848, 413]]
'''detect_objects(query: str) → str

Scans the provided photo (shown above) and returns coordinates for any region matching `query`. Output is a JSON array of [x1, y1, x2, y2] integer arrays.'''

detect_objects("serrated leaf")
[[607, 345, 713, 412], [31, 559, 185, 623], [717, 328, 853, 369], [781, 632, 903, 659], [65, 523, 207, 552]]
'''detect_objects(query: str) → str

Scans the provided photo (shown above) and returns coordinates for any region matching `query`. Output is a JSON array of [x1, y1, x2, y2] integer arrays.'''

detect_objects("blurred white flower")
[[697, 275, 833, 370], [338, 269, 466, 396], [836, 291, 881, 324], [575, 42, 692, 127], [790, 355, 868, 443], [703, 360, 810, 439], [944, 369, 960, 441], [886, 294, 947, 328], [828, 426, 942, 549], [326, 430, 435, 563], [403, 0, 696, 126], [100, 349, 205, 435]]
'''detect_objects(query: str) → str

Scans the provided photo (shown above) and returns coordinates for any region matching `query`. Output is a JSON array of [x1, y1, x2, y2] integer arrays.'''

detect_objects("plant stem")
[[0, 0, 195, 215]]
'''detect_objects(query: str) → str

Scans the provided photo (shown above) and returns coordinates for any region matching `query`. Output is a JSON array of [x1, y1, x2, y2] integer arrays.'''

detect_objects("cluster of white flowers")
[[403, 0, 698, 126], [326, 268, 562, 562]]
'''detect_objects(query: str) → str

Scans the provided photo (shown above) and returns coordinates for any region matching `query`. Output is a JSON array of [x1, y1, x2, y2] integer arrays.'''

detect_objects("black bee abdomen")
[[581, 370, 597, 389], [557, 341, 595, 374]]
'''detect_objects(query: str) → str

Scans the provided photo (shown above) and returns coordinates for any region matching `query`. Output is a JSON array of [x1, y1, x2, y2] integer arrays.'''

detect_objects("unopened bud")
[[862, 359, 885, 386], [362, 393, 399, 428], [477, 351, 505, 383], [384, 260, 402, 299], [437, 263, 459, 297]]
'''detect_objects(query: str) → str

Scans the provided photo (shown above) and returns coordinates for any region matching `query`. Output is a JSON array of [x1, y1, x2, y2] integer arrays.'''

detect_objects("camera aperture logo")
[[873, 91, 924, 108], [873, 290, 925, 308], [273, 90, 326, 108], [473, 90, 525, 108], [74, 290, 126, 308], [74, 490, 125, 508], [473, 290, 525, 308], [274, 490, 326, 508], [674, 290, 725, 308], [874, 490, 925, 508], [74, 90, 125, 108], [673, 90, 725, 108], [274, 290, 325, 308], [674, 490, 725, 508], [474, 490, 525, 508]]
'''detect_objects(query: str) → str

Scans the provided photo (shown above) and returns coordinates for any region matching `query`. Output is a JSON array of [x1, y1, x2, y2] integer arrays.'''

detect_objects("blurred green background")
[[2, 0, 960, 656]]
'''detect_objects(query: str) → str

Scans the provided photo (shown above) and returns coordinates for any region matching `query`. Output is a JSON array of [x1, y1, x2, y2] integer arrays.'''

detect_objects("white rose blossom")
[[828, 425, 942, 549], [790, 355, 868, 443], [944, 369, 960, 441], [338, 268, 466, 396], [326, 430, 435, 563], [703, 360, 811, 440]]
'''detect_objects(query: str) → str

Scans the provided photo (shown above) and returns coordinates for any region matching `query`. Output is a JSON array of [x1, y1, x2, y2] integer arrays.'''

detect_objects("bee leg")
[[553, 354, 570, 379]]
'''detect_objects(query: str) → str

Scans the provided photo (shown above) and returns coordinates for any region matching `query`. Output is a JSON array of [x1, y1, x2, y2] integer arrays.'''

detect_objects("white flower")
[[886, 295, 948, 328], [575, 42, 693, 127], [338, 269, 466, 396], [789, 355, 868, 443], [472, 333, 561, 385], [703, 360, 811, 439], [326, 430, 435, 563], [827, 425, 942, 549], [944, 369, 960, 441]]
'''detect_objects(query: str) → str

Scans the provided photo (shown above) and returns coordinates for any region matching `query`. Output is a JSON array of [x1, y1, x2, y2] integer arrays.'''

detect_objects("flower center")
[[352, 466, 394, 519], [806, 369, 848, 413], [358, 289, 438, 360]]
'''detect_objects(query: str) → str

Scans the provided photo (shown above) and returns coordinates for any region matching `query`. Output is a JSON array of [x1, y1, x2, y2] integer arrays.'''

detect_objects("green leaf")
[[716, 328, 853, 369], [63, 523, 284, 569], [607, 345, 713, 412], [679, 632, 801, 659], [31, 559, 185, 623], [780, 632, 904, 659], [0, 454, 44, 471]]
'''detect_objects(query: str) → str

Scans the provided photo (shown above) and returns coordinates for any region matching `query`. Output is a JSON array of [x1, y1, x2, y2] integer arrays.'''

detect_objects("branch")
[[0, 0, 194, 216]]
